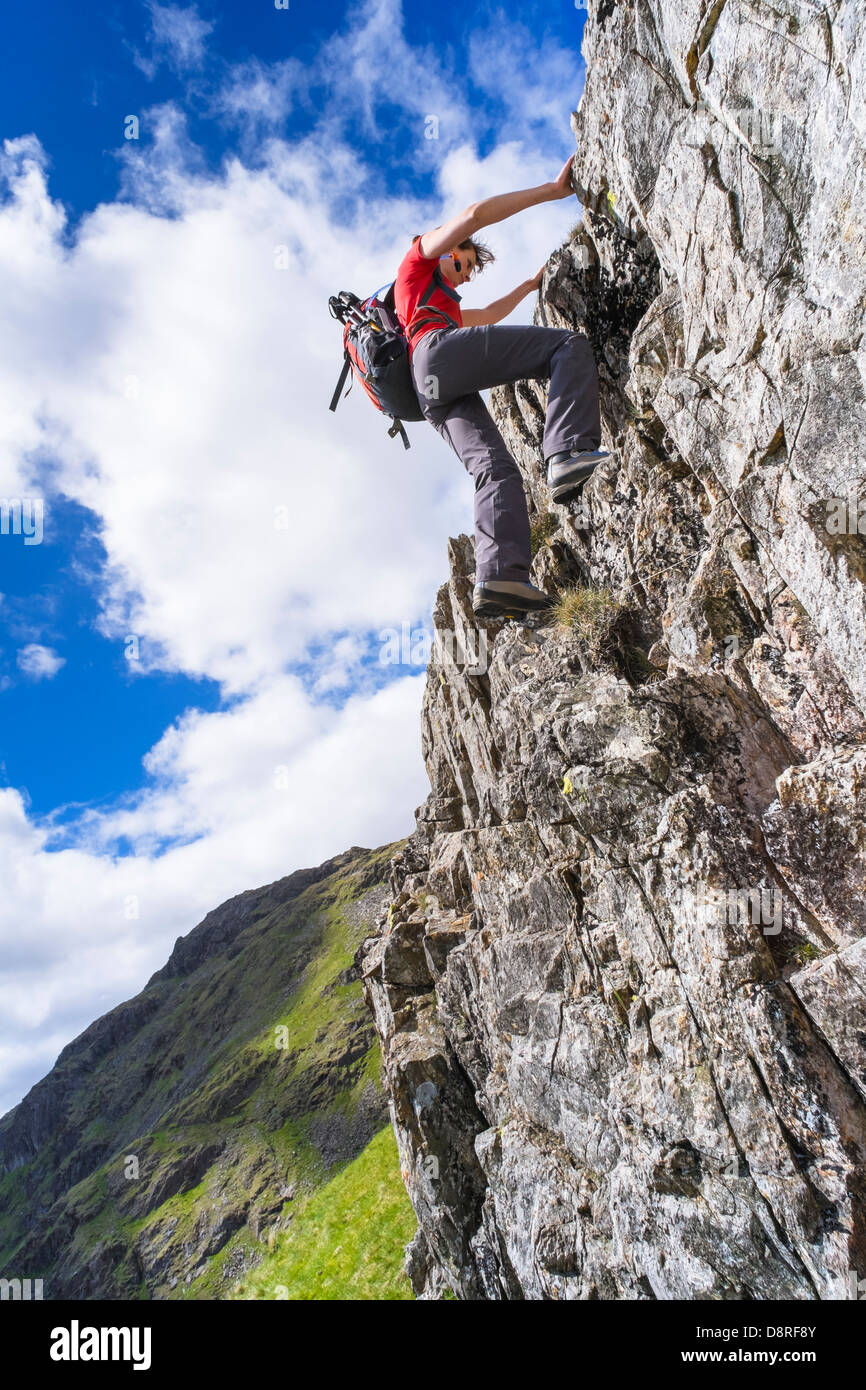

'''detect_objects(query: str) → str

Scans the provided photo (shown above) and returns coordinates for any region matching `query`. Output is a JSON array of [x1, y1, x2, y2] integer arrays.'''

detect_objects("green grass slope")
[[230, 1124, 416, 1301], [0, 840, 415, 1299]]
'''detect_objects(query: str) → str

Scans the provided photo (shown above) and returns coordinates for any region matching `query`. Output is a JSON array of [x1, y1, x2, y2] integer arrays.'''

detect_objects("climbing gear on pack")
[[328, 262, 463, 447], [328, 284, 425, 450], [472, 577, 557, 618], [545, 448, 611, 503]]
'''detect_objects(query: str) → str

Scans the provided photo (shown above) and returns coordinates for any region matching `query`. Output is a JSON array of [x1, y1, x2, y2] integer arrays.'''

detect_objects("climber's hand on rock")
[[529, 266, 546, 290], [549, 157, 576, 200]]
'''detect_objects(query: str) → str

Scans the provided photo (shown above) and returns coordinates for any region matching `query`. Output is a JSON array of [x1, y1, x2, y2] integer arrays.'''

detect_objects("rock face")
[[356, 2, 866, 1299]]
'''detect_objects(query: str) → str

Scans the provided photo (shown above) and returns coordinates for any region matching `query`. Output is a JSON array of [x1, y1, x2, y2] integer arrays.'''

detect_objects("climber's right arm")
[[470, 158, 576, 231], [417, 159, 575, 260], [418, 208, 481, 261]]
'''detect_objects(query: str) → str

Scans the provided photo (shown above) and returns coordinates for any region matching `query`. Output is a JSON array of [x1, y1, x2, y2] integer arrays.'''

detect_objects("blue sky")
[[0, 0, 588, 1115]]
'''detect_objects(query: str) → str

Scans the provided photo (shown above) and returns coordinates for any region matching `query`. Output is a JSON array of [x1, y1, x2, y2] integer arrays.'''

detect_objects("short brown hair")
[[412, 232, 495, 272]]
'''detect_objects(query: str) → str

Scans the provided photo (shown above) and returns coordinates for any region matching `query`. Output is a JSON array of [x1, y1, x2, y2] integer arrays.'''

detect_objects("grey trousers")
[[410, 324, 601, 582]]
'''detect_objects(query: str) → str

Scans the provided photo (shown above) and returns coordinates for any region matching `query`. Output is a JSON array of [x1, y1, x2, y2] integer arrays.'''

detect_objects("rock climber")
[[394, 156, 611, 619]]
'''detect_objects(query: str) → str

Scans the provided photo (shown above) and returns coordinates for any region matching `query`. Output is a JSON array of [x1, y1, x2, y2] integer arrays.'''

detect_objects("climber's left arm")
[[462, 269, 545, 327]]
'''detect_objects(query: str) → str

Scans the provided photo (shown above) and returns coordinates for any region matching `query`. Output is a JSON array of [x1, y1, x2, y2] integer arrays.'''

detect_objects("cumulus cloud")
[[2, 121, 576, 694], [0, 0, 586, 1114], [310, 0, 474, 150], [0, 670, 427, 1116], [16, 644, 65, 679]]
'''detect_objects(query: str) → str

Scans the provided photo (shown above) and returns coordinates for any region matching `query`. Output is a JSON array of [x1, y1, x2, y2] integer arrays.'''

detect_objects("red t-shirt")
[[394, 240, 463, 355]]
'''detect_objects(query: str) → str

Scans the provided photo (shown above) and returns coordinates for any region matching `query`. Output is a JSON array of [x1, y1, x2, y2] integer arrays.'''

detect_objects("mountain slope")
[[0, 840, 414, 1299], [229, 1124, 419, 1301], [356, 2, 866, 1299]]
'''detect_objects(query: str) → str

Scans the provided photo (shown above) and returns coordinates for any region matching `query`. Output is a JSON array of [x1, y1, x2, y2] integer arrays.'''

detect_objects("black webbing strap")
[[406, 265, 461, 343], [329, 350, 352, 412], [388, 419, 411, 450], [431, 263, 462, 306], [407, 313, 454, 343]]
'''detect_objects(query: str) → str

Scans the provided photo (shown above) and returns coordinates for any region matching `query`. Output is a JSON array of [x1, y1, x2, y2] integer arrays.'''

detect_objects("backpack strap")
[[407, 313, 453, 343], [388, 419, 411, 450], [406, 264, 461, 342], [432, 264, 462, 305], [416, 265, 461, 315], [329, 349, 352, 412]]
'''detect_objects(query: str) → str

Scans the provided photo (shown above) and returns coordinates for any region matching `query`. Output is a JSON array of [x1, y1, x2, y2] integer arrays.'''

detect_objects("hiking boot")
[[473, 578, 556, 618], [545, 448, 611, 503]]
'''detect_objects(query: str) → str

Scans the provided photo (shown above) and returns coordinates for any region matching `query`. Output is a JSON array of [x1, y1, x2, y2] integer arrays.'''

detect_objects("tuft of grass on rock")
[[553, 586, 629, 665], [529, 511, 559, 558], [794, 942, 821, 965], [785, 938, 823, 967]]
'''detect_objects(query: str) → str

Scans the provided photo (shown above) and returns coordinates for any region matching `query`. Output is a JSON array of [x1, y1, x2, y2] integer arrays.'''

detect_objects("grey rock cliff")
[[356, 0, 866, 1299]]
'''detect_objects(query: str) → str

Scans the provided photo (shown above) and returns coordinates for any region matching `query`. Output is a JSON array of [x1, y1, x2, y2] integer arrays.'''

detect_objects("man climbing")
[[394, 156, 610, 618]]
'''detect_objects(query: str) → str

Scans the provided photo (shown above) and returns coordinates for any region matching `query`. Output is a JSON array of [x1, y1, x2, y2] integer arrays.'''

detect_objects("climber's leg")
[[542, 330, 602, 459], [411, 324, 602, 459], [427, 391, 532, 583]]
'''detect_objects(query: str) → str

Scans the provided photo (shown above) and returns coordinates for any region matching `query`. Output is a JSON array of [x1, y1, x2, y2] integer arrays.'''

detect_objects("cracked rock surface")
[[355, 0, 866, 1299]]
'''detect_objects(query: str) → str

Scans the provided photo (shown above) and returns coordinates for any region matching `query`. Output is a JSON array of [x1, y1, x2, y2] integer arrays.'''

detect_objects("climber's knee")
[[554, 329, 591, 358], [472, 455, 522, 490]]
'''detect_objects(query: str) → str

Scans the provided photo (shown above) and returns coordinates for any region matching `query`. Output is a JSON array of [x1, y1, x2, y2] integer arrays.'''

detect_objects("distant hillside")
[[0, 839, 415, 1299], [229, 1125, 419, 1301]]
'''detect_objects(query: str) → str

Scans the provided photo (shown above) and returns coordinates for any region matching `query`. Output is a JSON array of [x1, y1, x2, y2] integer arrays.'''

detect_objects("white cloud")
[[0, 669, 428, 1116], [0, 0, 586, 1115], [309, 634, 372, 695], [209, 57, 306, 146], [16, 644, 65, 679], [2, 122, 577, 695], [134, 1, 216, 80], [467, 18, 586, 141], [310, 0, 473, 149], [1, 125, 470, 693]]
